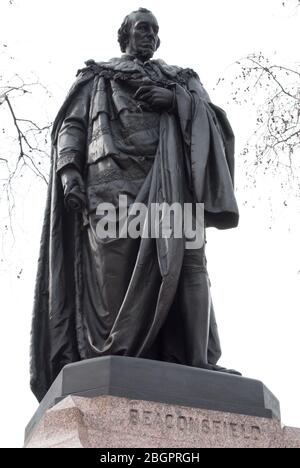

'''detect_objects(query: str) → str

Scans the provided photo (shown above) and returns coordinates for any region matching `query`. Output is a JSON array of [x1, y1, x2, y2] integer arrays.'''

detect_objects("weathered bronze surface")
[[30, 8, 239, 401]]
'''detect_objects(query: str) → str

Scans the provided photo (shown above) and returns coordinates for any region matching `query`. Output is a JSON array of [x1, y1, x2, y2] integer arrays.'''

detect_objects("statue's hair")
[[118, 7, 160, 53]]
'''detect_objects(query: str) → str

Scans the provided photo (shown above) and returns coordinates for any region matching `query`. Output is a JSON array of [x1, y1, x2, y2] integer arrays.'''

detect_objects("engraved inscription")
[[129, 408, 262, 441]]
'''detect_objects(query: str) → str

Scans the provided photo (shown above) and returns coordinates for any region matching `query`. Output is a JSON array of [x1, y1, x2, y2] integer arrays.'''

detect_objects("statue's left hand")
[[134, 86, 175, 112]]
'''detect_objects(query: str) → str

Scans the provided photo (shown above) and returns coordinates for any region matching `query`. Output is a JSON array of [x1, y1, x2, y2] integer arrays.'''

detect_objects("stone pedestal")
[[24, 357, 300, 448], [25, 394, 300, 448]]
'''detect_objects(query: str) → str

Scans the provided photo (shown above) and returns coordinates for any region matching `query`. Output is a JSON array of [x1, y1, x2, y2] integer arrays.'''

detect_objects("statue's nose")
[[146, 31, 156, 42]]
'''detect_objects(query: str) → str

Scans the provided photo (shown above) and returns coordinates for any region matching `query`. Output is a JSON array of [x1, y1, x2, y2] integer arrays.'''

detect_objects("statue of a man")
[[30, 8, 239, 401]]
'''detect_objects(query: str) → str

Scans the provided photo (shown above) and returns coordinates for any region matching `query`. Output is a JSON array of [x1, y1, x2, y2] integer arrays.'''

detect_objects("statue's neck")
[[124, 52, 153, 64]]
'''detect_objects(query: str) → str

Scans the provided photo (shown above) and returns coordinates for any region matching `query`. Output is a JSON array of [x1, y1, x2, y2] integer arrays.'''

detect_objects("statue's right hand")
[[60, 166, 86, 212], [60, 166, 84, 195]]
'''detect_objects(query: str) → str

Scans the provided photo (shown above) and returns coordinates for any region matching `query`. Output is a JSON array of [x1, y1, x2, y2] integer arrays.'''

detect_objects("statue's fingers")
[[151, 97, 164, 107], [65, 185, 86, 211], [138, 91, 153, 101], [63, 180, 73, 197], [76, 175, 85, 188], [134, 86, 153, 99]]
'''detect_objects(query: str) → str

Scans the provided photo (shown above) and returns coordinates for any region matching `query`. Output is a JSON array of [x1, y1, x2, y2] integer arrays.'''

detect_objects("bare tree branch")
[[0, 60, 52, 235], [215, 51, 300, 203], [246, 57, 299, 100]]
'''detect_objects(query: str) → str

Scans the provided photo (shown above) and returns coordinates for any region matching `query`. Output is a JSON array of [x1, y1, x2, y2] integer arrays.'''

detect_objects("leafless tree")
[[228, 53, 300, 175], [0, 44, 52, 241], [214, 1, 300, 201], [1, 73, 50, 185]]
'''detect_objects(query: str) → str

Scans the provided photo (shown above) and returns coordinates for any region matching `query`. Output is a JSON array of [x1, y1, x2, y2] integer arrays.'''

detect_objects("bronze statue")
[[30, 8, 239, 402]]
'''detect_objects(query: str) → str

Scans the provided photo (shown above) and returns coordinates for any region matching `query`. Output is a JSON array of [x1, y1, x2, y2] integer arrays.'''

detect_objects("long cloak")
[[30, 58, 239, 401]]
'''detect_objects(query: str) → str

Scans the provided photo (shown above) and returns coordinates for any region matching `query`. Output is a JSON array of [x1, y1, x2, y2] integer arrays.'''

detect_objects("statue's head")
[[118, 7, 160, 61]]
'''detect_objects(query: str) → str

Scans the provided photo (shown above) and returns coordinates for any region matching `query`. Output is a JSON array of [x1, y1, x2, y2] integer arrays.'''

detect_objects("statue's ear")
[[156, 37, 161, 51]]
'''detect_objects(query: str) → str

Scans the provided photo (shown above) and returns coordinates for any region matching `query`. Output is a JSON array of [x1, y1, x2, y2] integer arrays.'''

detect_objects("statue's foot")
[[202, 363, 242, 376]]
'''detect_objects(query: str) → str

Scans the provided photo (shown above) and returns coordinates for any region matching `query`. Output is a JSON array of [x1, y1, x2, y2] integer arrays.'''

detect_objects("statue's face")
[[126, 12, 159, 61]]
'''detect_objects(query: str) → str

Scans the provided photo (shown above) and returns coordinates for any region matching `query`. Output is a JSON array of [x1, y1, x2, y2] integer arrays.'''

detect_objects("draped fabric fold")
[[30, 57, 239, 401]]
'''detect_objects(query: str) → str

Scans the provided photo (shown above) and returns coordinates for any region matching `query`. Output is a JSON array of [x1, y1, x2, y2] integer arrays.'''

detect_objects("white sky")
[[0, 0, 299, 448]]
